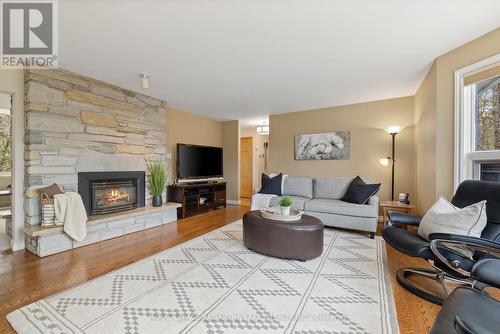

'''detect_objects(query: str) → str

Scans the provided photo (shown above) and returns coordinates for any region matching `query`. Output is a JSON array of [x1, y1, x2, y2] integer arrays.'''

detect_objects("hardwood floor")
[[384, 237, 440, 333], [0, 205, 440, 333]]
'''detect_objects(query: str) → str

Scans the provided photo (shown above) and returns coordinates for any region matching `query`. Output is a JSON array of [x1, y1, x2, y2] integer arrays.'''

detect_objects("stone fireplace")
[[78, 171, 145, 216], [22, 68, 180, 257]]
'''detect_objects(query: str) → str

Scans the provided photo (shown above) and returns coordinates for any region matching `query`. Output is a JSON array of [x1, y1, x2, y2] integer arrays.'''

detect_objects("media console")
[[167, 182, 227, 219]]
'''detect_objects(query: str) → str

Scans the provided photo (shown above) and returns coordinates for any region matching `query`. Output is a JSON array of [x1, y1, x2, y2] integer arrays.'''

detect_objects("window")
[[0, 94, 11, 173], [475, 76, 500, 152], [454, 55, 500, 188]]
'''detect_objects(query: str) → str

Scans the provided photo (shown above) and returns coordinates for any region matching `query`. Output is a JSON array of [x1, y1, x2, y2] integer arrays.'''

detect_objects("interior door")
[[240, 136, 253, 198]]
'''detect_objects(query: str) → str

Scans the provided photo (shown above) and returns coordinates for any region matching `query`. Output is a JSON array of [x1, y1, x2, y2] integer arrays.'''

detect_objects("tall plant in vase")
[[146, 160, 168, 207]]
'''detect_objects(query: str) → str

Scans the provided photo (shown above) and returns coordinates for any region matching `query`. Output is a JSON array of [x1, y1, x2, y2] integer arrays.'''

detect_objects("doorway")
[[240, 136, 253, 199], [0, 93, 12, 251]]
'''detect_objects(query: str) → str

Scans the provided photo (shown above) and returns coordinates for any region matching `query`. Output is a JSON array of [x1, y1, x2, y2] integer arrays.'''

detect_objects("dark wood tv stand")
[[167, 182, 227, 219]]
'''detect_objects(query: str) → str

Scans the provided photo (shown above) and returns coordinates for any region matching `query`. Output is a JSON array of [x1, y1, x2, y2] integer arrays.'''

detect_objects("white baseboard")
[[226, 200, 241, 205], [11, 238, 25, 251]]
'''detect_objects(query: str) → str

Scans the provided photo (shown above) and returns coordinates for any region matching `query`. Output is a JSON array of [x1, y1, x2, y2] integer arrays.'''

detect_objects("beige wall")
[[414, 27, 500, 212], [414, 61, 437, 214], [166, 107, 222, 181], [0, 69, 24, 250], [240, 127, 269, 191], [222, 120, 240, 202], [269, 96, 416, 201], [435, 27, 500, 200]]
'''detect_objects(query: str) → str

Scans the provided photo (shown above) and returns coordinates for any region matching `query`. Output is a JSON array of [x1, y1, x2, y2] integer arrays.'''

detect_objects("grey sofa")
[[267, 176, 379, 238]]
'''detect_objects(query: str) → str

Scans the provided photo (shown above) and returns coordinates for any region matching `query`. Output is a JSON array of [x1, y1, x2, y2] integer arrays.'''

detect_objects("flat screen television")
[[176, 144, 223, 181]]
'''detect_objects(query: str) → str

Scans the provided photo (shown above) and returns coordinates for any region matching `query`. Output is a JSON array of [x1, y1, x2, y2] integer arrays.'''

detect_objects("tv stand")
[[167, 182, 226, 219]]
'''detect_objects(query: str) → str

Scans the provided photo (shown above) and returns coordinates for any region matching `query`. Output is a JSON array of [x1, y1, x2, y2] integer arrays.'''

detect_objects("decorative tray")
[[259, 207, 304, 222]]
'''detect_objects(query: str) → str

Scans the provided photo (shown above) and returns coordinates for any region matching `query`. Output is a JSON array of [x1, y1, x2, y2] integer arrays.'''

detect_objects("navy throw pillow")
[[259, 173, 283, 196], [341, 176, 381, 204]]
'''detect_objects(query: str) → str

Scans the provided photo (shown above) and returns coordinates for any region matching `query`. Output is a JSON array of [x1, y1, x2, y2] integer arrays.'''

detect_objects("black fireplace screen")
[[91, 180, 138, 215], [78, 171, 145, 216]]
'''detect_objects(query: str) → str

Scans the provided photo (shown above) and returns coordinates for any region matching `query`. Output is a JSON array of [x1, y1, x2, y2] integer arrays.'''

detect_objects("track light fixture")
[[140, 73, 150, 89]]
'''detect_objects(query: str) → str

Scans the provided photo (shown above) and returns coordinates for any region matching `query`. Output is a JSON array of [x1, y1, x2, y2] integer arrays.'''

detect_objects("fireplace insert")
[[78, 171, 145, 216]]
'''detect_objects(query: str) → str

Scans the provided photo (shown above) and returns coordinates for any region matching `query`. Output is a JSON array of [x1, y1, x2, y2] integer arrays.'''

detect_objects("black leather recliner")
[[430, 258, 500, 334], [382, 180, 500, 304]]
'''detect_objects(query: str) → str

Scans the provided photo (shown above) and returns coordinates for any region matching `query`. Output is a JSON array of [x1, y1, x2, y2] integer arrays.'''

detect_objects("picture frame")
[[294, 131, 350, 160]]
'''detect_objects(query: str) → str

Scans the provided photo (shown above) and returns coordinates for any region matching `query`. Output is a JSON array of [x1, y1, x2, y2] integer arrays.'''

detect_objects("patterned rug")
[[8, 220, 399, 334]]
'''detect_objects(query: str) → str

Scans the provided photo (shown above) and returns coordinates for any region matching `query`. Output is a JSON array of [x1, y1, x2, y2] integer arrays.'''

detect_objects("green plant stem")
[[145, 160, 169, 196]]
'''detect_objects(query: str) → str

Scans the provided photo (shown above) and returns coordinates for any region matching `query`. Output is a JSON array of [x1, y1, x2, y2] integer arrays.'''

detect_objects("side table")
[[380, 201, 416, 225]]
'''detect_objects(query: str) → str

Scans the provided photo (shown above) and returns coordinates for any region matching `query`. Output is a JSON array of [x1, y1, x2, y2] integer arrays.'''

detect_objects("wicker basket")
[[40, 193, 58, 227]]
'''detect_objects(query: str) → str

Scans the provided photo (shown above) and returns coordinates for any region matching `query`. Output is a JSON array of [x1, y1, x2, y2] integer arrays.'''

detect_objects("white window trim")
[[454, 53, 500, 190]]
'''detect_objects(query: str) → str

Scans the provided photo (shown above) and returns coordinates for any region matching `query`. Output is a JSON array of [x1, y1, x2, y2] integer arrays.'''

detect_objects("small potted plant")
[[279, 196, 293, 216], [146, 160, 169, 207]]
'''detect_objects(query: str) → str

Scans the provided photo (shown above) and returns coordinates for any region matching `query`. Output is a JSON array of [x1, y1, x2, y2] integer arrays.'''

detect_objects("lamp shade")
[[386, 125, 402, 134], [379, 158, 390, 167]]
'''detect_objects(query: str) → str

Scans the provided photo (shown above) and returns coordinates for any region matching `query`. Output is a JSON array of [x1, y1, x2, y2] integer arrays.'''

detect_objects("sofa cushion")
[[283, 176, 313, 199], [313, 177, 353, 199], [304, 198, 377, 218], [269, 196, 310, 211], [313, 176, 374, 199]]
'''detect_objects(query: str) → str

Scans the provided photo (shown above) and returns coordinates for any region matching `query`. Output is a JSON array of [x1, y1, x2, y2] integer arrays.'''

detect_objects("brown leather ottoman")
[[243, 210, 323, 261]]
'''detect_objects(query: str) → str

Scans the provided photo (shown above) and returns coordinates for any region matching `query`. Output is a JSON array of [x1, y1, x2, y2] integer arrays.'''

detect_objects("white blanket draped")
[[250, 193, 277, 211], [54, 192, 88, 242]]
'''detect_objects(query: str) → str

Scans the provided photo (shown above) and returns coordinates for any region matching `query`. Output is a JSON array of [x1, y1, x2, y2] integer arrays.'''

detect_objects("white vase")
[[280, 206, 290, 216]]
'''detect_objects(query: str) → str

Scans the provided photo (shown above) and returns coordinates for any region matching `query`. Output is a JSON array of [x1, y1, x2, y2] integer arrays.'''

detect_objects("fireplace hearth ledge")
[[24, 202, 181, 257]]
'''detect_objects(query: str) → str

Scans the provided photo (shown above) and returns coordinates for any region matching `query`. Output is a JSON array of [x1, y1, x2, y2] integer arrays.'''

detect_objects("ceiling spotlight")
[[257, 125, 269, 135], [140, 73, 150, 89]]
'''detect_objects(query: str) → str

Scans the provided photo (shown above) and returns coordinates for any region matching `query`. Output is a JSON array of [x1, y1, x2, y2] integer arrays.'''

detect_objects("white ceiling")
[[59, 0, 500, 127]]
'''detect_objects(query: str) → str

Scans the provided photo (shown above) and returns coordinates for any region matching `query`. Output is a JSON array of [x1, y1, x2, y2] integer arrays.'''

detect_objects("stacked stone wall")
[[24, 69, 167, 228]]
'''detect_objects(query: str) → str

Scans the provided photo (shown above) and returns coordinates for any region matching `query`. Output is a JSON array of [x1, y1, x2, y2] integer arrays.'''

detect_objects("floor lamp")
[[379, 126, 401, 201]]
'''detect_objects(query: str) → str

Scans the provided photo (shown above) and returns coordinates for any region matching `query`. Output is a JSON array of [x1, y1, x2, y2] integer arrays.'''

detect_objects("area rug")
[[7, 220, 399, 334]]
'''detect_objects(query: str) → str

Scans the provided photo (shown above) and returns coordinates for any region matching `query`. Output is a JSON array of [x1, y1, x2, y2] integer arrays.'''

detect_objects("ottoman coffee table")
[[243, 210, 323, 261]]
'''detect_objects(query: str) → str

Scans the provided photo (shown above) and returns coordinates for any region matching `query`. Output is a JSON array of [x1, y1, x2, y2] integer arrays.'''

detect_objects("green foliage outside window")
[[476, 77, 500, 151], [0, 114, 11, 172]]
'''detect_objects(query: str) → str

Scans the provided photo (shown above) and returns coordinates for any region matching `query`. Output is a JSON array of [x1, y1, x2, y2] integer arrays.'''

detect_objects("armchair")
[[430, 258, 500, 334], [382, 180, 500, 304]]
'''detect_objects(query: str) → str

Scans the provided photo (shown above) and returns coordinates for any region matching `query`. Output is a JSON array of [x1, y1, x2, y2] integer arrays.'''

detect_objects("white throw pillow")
[[418, 196, 487, 241]]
